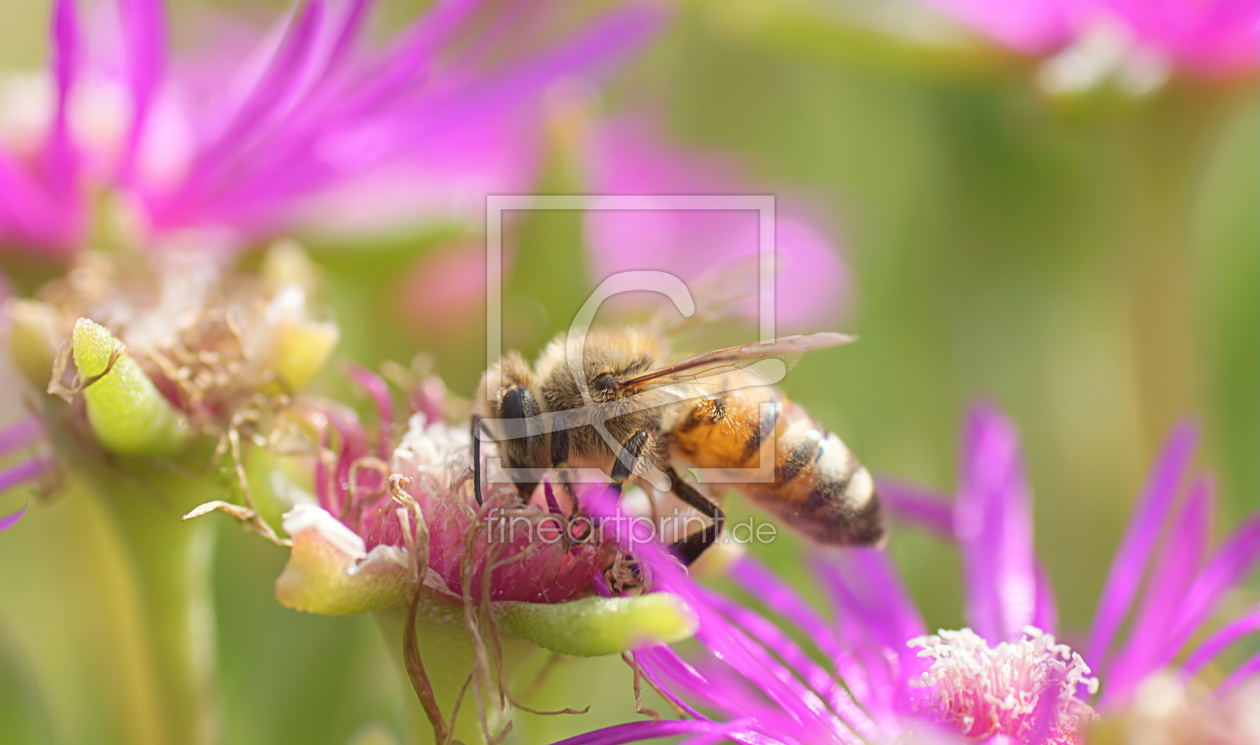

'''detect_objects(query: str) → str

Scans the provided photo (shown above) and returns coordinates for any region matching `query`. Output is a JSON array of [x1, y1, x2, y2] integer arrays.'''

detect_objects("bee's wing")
[[647, 255, 769, 336], [619, 332, 855, 393]]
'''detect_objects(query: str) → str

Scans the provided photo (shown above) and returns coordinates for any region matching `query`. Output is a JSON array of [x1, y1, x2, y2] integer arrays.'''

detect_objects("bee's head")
[[581, 330, 662, 403]]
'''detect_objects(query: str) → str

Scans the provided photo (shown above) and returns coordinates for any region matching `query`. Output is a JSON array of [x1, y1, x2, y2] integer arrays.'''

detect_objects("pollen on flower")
[[908, 626, 1099, 745]]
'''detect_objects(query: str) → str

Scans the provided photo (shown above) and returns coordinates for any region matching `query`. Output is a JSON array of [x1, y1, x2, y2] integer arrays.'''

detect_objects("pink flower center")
[[909, 627, 1099, 745]]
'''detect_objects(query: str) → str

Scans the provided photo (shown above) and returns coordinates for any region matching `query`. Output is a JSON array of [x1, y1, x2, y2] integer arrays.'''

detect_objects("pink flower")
[[0, 0, 658, 257], [276, 370, 616, 613], [922, 0, 1259, 75], [1096, 0, 1259, 74], [269, 369, 697, 653], [559, 405, 1258, 744]]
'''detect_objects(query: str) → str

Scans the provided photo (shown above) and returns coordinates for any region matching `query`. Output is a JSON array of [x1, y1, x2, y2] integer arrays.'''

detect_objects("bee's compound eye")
[[593, 374, 616, 392], [500, 387, 527, 420]]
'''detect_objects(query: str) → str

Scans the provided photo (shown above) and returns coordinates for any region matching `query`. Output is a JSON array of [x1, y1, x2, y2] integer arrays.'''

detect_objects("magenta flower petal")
[[1217, 653, 1260, 699], [1086, 422, 1197, 667], [0, 457, 52, 492], [1181, 605, 1260, 679], [550, 719, 759, 745], [1098, 0, 1260, 74], [814, 548, 929, 720], [117, 0, 167, 182], [1103, 476, 1214, 694], [0, 504, 25, 532], [1033, 562, 1059, 637], [1154, 513, 1260, 669], [0, 152, 78, 253], [0, 0, 82, 255], [7, 0, 653, 256], [877, 476, 955, 536], [0, 419, 43, 456], [346, 364, 394, 459], [45, 0, 82, 202], [955, 403, 1039, 642], [705, 588, 881, 741]]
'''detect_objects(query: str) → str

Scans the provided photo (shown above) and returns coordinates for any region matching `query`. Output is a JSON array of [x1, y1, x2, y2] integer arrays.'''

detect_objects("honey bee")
[[473, 327, 884, 563]]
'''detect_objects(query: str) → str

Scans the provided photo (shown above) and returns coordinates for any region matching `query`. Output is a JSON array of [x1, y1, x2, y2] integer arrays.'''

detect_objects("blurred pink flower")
[[1096, 0, 1259, 74], [560, 405, 1259, 745], [923, 0, 1258, 75], [583, 122, 850, 332], [0, 0, 657, 257]]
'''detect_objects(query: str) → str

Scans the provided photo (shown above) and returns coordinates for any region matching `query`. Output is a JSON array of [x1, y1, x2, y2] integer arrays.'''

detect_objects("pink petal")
[[549, 719, 765, 745], [1102, 476, 1213, 697], [877, 477, 955, 536], [0, 418, 43, 457], [0, 504, 26, 532], [116, 0, 167, 182], [44, 0, 82, 201], [1217, 653, 1260, 699], [1098, 0, 1260, 73], [1158, 514, 1260, 669], [1086, 422, 1197, 666], [1181, 606, 1260, 679], [955, 403, 1039, 642]]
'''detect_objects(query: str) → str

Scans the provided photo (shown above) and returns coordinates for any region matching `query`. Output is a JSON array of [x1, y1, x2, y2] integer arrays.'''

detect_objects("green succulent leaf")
[[71, 318, 190, 457], [496, 593, 697, 657]]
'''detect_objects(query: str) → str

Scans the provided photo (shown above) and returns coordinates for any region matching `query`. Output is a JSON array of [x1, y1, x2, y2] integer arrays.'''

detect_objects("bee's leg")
[[665, 466, 725, 566], [471, 414, 485, 506], [499, 385, 540, 502], [550, 416, 578, 516], [608, 429, 652, 496]]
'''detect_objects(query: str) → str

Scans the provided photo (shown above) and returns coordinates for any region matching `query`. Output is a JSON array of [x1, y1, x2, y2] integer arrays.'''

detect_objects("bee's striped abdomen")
[[668, 385, 884, 547]]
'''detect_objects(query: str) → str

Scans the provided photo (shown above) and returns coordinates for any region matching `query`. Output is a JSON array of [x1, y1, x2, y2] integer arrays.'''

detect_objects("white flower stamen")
[[908, 626, 1099, 744]]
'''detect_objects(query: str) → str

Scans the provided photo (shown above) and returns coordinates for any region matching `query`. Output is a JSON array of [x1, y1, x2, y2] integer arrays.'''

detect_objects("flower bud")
[[71, 317, 190, 456]]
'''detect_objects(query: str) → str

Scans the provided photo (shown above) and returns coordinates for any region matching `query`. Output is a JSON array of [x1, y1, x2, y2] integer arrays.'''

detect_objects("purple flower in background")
[[0, 0, 657, 257], [583, 121, 850, 332], [1094, 0, 1259, 74], [560, 405, 1259, 744]]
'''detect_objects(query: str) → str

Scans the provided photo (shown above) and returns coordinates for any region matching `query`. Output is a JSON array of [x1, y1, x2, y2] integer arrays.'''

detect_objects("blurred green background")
[[0, 0, 1255, 742]]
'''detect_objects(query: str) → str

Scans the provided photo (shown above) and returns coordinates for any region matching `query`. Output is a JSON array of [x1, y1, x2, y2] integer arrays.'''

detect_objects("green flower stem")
[[93, 473, 219, 745], [376, 602, 535, 745]]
